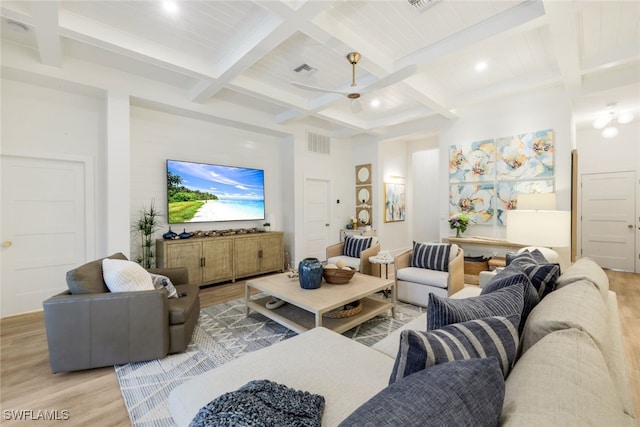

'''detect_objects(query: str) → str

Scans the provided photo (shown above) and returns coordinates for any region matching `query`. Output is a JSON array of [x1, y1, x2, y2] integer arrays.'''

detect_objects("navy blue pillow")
[[481, 265, 539, 333], [391, 315, 520, 383], [339, 358, 504, 427], [510, 251, 560, 299], [343, 236, 372, 258], [410, 242, 451, 272], [427, 281, 525, 331]]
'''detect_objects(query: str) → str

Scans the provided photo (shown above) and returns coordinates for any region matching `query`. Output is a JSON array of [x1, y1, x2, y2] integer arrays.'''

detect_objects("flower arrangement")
[[449, 213, 470, 238]]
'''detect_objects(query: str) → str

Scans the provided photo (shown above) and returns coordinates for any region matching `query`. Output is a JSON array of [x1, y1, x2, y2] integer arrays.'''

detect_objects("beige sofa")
[[169, 258, 634, 426]]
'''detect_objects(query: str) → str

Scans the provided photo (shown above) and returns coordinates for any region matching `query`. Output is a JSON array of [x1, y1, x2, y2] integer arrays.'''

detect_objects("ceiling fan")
[[291, 52, 417, 113]]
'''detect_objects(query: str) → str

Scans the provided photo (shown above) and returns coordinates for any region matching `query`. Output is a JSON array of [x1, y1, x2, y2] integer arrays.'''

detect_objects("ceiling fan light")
[[617, 111, 633, 124], [592, 116, 610, 129], [602, 126, 619, 139]]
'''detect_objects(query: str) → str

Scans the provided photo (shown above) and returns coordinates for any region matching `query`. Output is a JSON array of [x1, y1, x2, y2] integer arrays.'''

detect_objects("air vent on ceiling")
[[408, 0, 441, 12], [307, 131, 330, 155], [294, 63, 318, 75]]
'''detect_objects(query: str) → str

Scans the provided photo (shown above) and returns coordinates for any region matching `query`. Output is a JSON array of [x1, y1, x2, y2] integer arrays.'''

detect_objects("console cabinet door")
[[234, 236, 261, 278], [162, 241, 203, 284], [202, 238, 233, 283], [260, 233, 283, 273]]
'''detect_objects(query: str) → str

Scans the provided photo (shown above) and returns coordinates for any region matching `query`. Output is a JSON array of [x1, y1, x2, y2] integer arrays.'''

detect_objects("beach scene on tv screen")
[[167, 160, 265, 223]]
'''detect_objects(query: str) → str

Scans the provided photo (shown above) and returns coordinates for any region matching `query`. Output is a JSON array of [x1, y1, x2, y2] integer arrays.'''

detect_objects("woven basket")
[[323, 267, 356, 284], [323, 300, 363, 318]]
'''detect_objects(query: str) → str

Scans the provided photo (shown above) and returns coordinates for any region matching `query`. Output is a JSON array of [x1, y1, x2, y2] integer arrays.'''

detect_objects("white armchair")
[[326, 236, 380, 276], [394, 243, 464, 307]]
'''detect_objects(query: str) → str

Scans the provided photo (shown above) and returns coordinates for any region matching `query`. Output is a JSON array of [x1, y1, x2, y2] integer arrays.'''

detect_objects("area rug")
[[115, 295, 424, 427]]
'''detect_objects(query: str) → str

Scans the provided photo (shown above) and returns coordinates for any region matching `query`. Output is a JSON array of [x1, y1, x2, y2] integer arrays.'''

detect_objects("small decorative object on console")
[[179, 229, 191, 239], [162, 227, 178, 240], [298, 258, 323, 289]]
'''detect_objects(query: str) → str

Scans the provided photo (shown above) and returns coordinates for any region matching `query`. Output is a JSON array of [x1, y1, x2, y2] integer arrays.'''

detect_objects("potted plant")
[[263, 222, 271, 232], [449, 213, 470, 238], [133, 199, 161, 268]]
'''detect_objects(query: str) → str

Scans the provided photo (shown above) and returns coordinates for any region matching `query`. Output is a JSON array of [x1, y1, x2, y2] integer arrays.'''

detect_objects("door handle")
[[628, 225, 634, 229], [325, 224, 330, 227]]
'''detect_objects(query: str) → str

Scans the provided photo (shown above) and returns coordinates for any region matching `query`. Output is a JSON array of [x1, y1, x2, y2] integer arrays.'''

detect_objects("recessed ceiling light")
[[475, 61, 488, 72], [162, 1, 179, 14], [370, 99, 381, 108]]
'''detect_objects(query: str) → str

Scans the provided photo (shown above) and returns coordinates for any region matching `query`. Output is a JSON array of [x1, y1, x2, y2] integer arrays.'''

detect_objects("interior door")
[[1, 155, 87, 317], [581, 171, 636, 272], [304, 179, 331, 262]]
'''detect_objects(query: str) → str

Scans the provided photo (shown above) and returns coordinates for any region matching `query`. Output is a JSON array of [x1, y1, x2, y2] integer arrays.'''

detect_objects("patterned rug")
[[115, 295, 424, 427]]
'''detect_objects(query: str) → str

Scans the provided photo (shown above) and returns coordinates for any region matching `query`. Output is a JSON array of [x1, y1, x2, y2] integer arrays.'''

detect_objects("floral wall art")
[[449, 129, 555, 228]]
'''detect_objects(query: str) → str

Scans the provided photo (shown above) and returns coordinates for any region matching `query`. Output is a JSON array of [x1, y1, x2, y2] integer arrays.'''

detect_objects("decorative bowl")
[[323, 267, 356, 284]]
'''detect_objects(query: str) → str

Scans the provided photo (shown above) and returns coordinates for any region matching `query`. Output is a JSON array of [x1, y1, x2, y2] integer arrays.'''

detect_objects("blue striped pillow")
[[510, 251, 560, 299], [410, 242, 451, 272], [343, 236, 372, 258], [390, 315, 520, 384], [427, 281, 524, 331]]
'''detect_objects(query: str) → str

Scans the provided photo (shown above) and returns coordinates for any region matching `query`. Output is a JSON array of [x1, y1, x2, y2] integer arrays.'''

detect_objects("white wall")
[[410, 144, 440, 243], [438, 87, 574, 262], [129, 106, 289, 264]]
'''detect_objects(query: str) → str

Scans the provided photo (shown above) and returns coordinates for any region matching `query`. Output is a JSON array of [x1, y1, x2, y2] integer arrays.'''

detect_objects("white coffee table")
[[245, 272, 396, 334]]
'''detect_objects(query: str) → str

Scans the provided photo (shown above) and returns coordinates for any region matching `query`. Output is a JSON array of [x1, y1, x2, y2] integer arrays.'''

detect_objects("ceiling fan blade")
[[290, 81, 346, 96], [361, 64, 418, 94], [350, 99, 363, 113]]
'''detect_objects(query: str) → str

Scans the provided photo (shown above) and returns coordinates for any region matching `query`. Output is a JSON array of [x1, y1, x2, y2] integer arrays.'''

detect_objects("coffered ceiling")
[[2, 0, 639, 139]]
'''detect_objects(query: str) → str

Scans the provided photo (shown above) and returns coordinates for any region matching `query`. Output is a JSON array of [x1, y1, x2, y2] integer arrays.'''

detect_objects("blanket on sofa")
[[189, 379, 325, 427]]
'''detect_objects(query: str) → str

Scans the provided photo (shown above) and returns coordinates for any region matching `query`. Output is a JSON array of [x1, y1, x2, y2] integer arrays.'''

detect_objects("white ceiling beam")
[[580, 44, 640, 74], [58, 10, 214, 80], [188, 1, 333, 103], [30, 1, 62, 67], [543, 0, 582, 95]]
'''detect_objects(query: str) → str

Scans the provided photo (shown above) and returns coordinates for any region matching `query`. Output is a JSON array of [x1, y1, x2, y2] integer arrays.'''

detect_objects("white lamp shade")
[[507, 210, 570, 248], [516, 193, 557, 210]]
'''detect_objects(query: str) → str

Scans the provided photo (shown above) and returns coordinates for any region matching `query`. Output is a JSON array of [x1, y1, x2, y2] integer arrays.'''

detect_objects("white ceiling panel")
[[1, 0, 638, 137]]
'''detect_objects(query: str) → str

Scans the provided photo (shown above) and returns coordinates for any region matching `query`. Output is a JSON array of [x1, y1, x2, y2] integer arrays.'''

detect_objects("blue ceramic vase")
[[163, 227, 178, 240], [298, 258, 323, 289]]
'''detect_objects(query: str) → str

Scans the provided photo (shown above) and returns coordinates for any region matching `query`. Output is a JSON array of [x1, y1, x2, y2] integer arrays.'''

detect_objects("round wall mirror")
[[356, 164, 371, 184], [358, 187, 370, 203], [357, 209, 370, 224]]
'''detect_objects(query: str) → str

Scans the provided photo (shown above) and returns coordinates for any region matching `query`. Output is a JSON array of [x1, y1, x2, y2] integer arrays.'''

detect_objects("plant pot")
[[298, 258, 323, 289]]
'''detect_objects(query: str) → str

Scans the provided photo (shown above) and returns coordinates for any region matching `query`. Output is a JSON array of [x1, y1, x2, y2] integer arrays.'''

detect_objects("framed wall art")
[[384, 183, 405, 222]]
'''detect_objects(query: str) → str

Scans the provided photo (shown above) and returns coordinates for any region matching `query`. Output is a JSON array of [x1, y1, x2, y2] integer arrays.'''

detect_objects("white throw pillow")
[[102, 258, 154, 293]]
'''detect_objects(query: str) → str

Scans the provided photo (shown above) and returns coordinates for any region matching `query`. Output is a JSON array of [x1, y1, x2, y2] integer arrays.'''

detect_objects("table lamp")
[[506, 209, 570, 263]]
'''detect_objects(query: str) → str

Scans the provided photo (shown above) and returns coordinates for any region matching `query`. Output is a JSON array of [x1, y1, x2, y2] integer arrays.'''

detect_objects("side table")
[[369, 255, 395, 298]]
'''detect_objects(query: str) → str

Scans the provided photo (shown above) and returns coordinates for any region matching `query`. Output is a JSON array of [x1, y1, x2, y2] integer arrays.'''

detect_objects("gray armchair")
[[43, 253, 200, 373]]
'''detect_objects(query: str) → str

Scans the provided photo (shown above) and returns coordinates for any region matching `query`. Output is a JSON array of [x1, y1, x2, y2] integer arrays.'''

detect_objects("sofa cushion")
[[481, 265, 539, 333], [396, 267, 449, 289], [391, 314, 519, 383], [502, 328, 631, 427], [427, 282, 525, 330], [343, 235, 372, 258], [150, 273, 178, 298], [66, 252, 128, 294], [102, 259, 154, 293], [169, 284, 200, 324], [555, 257, 609, 302], [410, 242, 451, 272], [521, 281, 608, 355], [340, 358, 504, 427], [510, 251, 560, 299]]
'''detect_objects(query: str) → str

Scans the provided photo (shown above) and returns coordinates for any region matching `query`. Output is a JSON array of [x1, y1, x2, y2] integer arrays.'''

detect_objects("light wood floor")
[[1, 270, 638, 425]]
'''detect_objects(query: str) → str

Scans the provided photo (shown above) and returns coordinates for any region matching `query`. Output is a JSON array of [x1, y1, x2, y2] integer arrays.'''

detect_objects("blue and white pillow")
[[149, 273, 178, 298], [510, 251, 560, 299], [343, 236, 373, 258], [427, 281, 525, 331], [390, 315, 520, 383], [340, 358, 505, 427], [410, 242, 451, 272], [481, 265, 539, 333]]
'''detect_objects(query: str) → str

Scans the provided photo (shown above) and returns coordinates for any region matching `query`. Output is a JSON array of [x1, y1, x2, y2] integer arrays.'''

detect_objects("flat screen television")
[[166, 159, 265, 224]]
